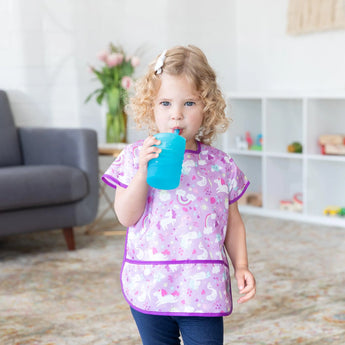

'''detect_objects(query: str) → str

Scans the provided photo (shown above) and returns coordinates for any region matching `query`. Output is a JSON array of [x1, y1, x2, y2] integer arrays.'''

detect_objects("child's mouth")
[[172, 127, 183, 135]]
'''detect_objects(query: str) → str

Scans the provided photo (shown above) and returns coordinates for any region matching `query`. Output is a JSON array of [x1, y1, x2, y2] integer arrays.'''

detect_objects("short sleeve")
[[227, 156, 250, 204], [101, 141, 142, 189]]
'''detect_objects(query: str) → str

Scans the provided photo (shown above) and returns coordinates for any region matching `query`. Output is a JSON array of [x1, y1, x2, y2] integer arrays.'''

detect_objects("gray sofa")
[[0, 90, 99, 250]]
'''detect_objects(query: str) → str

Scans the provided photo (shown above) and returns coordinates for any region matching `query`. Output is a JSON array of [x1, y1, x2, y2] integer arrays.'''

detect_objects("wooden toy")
[[319, 134, 345, 155], [293, 193, 303, 212], [322, 144, 345, 155], [319, 134, 344, 145], [238, 192, 262, 207], [280, 193, 303, 212], [280, 200, 294, 211], [246, 192, 262, 207]]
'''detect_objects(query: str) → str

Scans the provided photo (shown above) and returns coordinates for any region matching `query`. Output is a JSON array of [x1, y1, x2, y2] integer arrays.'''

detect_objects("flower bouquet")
[[86, 43, 140, 143]]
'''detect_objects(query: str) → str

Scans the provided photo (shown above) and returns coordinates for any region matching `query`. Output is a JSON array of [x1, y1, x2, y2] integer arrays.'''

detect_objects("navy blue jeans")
[[131, 307, 224, 345]]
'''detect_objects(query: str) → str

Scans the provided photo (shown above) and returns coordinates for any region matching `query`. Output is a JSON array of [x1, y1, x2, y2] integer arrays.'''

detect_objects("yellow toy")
[[323, 206, 345, 217]]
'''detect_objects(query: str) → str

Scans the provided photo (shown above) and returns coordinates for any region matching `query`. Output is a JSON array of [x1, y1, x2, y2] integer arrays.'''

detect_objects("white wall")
[[235, 0, 345, 93], [0, 0, 236, 143]]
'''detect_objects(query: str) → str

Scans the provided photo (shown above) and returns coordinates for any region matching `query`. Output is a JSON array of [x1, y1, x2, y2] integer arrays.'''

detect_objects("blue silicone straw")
[[174, 129, 180, 135]]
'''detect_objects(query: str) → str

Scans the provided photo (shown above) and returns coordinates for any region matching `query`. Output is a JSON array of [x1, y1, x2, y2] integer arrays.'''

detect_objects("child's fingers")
[[141, 148, 160, 164], [237, 277, 245, 291], [236, 271, 256, 304], [143, 135, 160, 148], [238, 288, 256, 304], [239, 283, 255, 297], [139, 136, 161, 166], [239, 275, 256, 294]]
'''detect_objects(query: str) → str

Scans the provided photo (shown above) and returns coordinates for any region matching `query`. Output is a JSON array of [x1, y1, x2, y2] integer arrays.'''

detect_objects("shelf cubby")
[[265, 157, 303, 212], [226, 98, 262, 150], [306, 160, 345, 216], [265, 99, 303, 154], [306, 99, 345, 155]]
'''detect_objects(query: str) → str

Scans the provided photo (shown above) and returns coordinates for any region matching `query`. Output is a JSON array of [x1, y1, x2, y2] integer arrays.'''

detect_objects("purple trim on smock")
[[127, 303, 232, 317], [101, 174, 128, 189], [229, 181, 250, 205], [125, 258, 229, 268]]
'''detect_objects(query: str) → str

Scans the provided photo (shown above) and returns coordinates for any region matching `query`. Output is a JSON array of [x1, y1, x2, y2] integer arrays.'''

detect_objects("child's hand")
[[138, 136, 161, 173], [235, 267, 256, 304]]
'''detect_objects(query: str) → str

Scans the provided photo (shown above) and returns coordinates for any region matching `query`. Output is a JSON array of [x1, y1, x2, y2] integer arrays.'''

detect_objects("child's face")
[[153, 73, 204, 150]]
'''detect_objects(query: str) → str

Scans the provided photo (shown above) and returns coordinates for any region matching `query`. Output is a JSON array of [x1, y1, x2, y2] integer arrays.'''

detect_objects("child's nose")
[[170, 110, 183, 121]]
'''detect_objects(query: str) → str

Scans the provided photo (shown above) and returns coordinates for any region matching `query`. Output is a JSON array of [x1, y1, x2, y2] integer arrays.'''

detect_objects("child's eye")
[[185, 101, 195, 106], [161, 101, 171, 106]]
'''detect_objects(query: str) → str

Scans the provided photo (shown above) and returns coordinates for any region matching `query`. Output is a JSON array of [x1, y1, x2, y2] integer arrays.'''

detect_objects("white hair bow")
[[154, 49, 167, 75]]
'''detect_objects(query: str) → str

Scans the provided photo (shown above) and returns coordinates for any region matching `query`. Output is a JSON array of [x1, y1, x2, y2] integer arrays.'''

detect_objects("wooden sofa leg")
[[62, 227, 76, 250]]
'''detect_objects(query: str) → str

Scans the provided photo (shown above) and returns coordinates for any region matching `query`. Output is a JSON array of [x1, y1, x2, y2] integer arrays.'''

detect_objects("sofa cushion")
[[0, 91, 22, 167], [0, 165, 88, 212]]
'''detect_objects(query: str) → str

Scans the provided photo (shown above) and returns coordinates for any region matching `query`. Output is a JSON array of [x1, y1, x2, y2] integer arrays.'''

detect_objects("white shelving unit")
[[219, 93, 345, 228]]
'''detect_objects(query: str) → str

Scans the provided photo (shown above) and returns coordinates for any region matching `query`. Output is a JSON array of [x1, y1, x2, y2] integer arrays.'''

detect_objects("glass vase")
[[106, 110, 127, 143], [105, 86, 127, 143]]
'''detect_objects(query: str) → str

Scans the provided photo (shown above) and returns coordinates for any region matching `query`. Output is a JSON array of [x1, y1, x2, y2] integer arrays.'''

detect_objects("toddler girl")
[[102, 45, 256, 345]]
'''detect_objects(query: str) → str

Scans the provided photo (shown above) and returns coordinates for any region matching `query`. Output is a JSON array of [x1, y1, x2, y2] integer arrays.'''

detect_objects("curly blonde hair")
[[130, 45, 229, 145]]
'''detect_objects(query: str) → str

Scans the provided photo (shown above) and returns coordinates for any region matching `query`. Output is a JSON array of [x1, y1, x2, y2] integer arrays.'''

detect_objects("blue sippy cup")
[[147, 130, 186, 190]]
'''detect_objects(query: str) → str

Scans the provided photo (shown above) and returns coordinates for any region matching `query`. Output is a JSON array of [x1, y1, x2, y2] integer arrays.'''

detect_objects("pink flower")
[[106, 53, 124, 67], [131, 56, 140, 67], [121, 76, 132, 90], [97, 50, 108, 62]]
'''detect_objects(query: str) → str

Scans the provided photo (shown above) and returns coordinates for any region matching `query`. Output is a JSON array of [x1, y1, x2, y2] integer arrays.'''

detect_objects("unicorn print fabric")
[[102, 141, 249, 316]]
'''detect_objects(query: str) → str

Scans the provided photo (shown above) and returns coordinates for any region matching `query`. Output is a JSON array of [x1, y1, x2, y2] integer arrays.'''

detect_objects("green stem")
[[106, 111, 126, 143]]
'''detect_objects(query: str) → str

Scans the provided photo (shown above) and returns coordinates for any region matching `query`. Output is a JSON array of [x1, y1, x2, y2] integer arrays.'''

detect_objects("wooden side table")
[[85, 143, 127, 234], [98, 143, 127, 158]]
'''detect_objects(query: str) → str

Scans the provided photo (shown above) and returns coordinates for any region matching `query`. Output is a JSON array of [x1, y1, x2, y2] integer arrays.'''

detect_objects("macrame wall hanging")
[[287, 0, 345, 35]]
